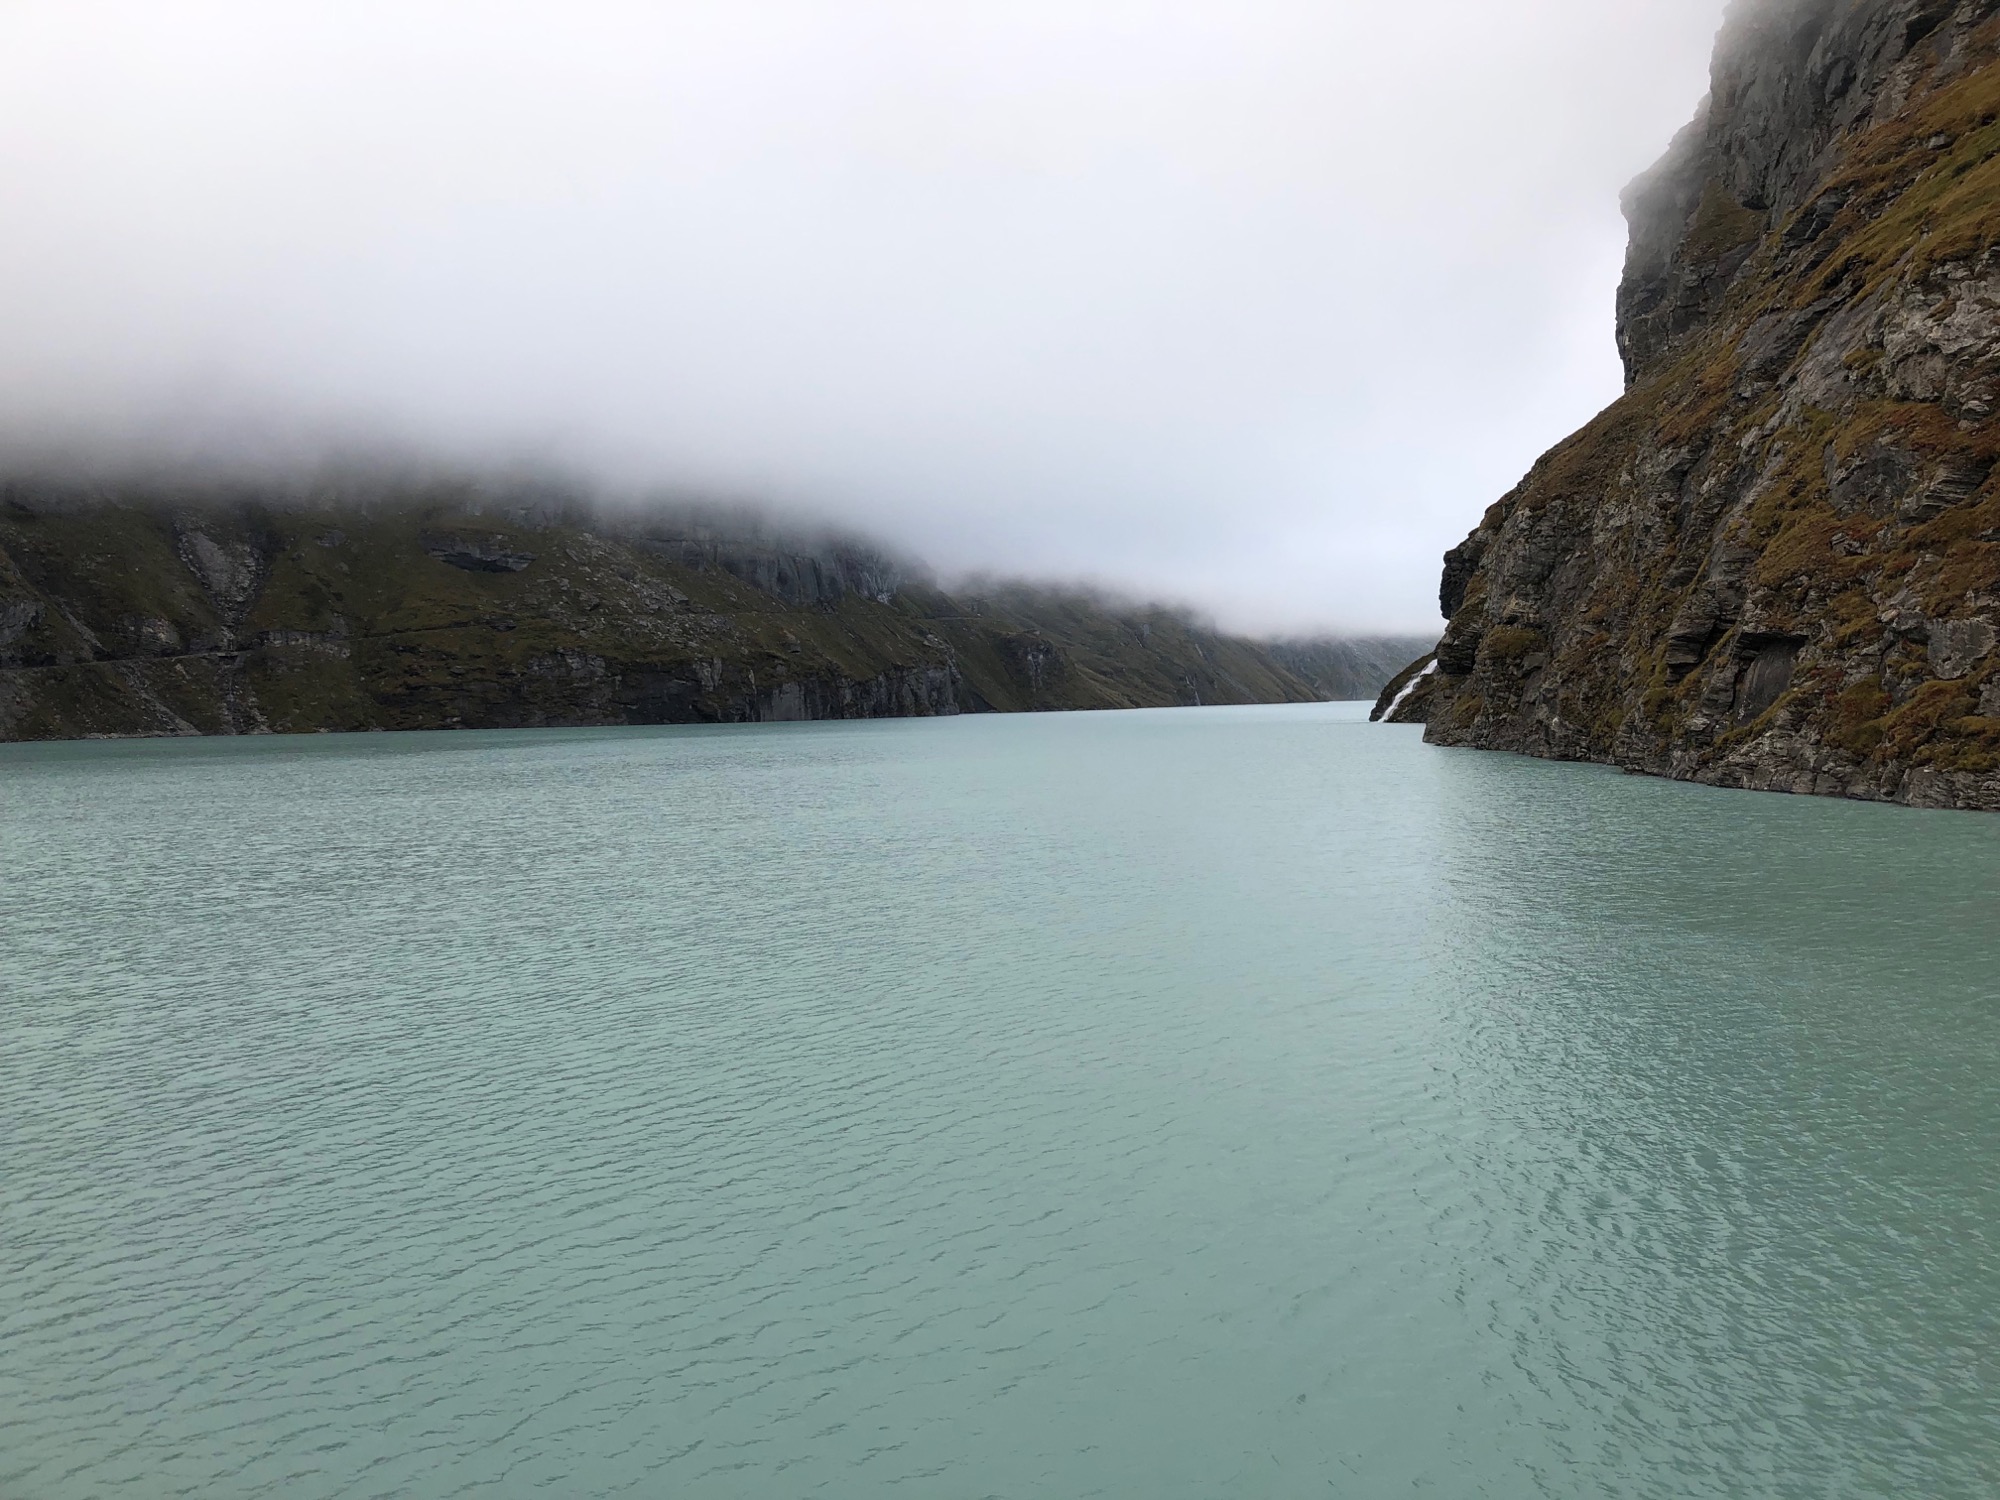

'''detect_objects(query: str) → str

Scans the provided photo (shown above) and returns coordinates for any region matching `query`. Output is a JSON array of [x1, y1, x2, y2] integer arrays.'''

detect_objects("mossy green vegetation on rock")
[[0, 484, 1328, 740], [1386, 0, 2000, 811]]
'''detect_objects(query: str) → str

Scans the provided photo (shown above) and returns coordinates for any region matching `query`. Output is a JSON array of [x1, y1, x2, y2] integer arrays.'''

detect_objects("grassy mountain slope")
[[0, 482, 1324, 739], [1267, 635, 1438, 701]]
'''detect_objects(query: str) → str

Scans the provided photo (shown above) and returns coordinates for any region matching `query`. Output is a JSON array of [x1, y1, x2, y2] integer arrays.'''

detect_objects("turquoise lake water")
[[3, 702, 1999, 1498]]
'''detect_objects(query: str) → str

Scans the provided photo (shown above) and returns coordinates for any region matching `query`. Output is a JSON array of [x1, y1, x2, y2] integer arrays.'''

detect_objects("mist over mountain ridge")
[[0, 0, 1730, 637], [0, 454, 1380, 639]]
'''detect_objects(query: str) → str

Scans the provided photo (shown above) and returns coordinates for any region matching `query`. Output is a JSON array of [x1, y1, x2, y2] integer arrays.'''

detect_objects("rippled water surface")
[[5, 704, 2000, 1498]]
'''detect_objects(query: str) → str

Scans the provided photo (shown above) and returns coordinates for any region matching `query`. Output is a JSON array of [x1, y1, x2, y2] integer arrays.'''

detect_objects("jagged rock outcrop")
[[0, 480, 1325, 740], [1387, 0, 2000, 811]]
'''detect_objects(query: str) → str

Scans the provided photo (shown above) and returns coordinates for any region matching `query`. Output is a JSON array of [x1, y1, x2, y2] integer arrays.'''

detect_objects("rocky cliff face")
[[1387, 0, 2000, 810], [0, 479, 1329, 740]]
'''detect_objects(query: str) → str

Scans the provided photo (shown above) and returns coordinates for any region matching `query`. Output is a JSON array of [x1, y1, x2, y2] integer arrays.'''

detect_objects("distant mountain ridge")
[[1266, 635, 1438, 702], [0, 478, 1405, 740]]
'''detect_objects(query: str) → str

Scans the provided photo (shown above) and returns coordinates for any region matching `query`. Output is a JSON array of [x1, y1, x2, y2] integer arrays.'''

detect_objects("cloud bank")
[[0, 0, 1727, 632]]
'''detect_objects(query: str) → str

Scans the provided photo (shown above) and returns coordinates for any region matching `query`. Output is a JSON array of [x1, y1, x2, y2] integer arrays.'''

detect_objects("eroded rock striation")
[[0, 480, 1339, 740], [1385, 0, 2000, 810]]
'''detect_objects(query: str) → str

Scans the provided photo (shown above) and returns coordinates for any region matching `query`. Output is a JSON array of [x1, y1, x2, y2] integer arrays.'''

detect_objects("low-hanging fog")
[[0, 0, 1728, 635]]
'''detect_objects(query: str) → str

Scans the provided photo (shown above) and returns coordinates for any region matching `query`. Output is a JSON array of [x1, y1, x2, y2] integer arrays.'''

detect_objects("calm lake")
[[4, 703, 1998, 1498]]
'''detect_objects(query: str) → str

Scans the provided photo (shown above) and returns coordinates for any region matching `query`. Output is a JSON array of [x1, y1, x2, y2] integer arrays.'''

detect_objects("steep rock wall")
[[1392, 0, 2000, 811]]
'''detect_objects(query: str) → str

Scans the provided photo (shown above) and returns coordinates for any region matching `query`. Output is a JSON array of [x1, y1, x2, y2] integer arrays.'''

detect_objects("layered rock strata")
[[1386, 0, 2000, 811]]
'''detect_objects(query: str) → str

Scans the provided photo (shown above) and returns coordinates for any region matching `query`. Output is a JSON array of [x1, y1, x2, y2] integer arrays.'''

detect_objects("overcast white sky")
[[0, 0, 1727, 634]]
